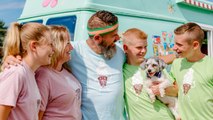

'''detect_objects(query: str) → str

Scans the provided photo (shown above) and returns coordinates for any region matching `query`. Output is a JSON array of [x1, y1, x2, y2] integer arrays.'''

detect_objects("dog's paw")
[[150, 99, 156, 103], [159, 89, 165, 97], [150, 95, 156, 103], [175, 116, 181, 120], [133, 84, 143, 95]]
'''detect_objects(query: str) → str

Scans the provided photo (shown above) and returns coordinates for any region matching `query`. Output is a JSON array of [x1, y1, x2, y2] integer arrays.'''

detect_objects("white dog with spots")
[[134, 57, 180, 120]]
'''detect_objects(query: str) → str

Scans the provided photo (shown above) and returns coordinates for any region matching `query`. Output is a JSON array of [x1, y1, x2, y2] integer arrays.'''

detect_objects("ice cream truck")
[[18, 0, 213, 57]]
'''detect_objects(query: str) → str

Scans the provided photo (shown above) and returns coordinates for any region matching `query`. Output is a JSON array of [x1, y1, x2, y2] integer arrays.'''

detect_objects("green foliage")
[[0, 20, 6, 59], [0, 20, 6, 46], [0, 20, 5, 29]]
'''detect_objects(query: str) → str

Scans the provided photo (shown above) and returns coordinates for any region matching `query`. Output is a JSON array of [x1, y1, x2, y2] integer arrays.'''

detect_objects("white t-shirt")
[[69, 41, 126, 120]]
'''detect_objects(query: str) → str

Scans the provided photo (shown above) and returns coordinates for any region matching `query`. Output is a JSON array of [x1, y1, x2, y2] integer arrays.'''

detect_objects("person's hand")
[[1, 55, 22, 71]]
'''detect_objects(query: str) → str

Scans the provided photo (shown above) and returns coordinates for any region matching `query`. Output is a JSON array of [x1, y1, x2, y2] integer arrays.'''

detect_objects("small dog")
[[140, 57, 180, 120]]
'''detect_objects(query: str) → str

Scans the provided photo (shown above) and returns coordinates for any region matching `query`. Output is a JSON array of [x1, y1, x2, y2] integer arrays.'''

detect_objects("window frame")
[[197, 23, 213, 57]]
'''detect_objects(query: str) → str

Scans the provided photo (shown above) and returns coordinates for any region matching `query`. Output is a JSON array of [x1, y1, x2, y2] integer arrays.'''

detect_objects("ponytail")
[[2, 22, 22, 62], [2, 22, 49, 63]]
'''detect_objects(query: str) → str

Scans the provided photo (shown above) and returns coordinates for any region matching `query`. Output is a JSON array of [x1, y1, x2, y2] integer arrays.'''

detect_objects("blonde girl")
[[36, 25, 82, 120], [0, 22, 54, 120]]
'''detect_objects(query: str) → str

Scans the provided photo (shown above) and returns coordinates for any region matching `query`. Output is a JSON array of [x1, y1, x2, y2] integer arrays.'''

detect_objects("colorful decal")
[[152, 31, 174, 56], [42, 0, 58, 8]]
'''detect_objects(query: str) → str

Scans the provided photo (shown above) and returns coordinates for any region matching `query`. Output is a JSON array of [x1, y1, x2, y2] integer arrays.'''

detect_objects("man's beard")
[[98, 41, 117, 60]]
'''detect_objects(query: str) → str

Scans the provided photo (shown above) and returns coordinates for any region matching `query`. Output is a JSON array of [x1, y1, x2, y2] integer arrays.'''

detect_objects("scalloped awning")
[[177, 0, 213, 10]]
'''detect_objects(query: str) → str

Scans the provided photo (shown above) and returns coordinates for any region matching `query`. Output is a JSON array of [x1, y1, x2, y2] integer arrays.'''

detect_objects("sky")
[[0, 0, 26, 27]]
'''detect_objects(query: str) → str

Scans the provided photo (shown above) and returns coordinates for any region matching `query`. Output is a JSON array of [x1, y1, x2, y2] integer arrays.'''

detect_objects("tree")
[[0, 20, 5, 28], [0, 20, 7, 46], [0, 20, 7, 59]]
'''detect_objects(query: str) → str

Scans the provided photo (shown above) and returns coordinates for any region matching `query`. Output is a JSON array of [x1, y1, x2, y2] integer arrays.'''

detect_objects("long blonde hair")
[[48, 25, 71, 73], [2, 22, 49, 62]]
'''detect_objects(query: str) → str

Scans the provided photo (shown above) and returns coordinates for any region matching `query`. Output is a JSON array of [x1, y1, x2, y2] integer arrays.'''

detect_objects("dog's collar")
[[147, 71, 162, 78], [154, 72, 162, 78]]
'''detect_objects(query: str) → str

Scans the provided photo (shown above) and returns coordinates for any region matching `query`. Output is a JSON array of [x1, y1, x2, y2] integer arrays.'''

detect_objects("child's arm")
[[0, 105, 12, 120], [38, 111, 45, 120], [158, 54, 176, 65]]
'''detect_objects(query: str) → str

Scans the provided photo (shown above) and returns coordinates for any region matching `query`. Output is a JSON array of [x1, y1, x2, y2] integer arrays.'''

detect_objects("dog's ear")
[[158, 58, 167, 70], [140, 59, 147, 70]]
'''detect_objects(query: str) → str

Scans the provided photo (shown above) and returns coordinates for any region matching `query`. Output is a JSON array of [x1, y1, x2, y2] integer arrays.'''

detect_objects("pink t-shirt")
[[35, 67, 82, 120], [0, 60, 41, 120]]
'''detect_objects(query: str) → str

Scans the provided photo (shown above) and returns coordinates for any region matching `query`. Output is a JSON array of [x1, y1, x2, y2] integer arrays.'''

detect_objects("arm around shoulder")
[[1, 55, 22, 71], [158, 54, 176, 65]]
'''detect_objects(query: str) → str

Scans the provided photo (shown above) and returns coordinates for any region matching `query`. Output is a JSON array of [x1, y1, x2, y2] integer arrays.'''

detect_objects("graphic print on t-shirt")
[[182, 68, 195, 95], [96, 61, 109, 87]]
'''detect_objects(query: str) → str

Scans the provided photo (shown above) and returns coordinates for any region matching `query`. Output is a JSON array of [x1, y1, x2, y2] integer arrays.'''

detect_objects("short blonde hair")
[[122, 28, 147, 45]]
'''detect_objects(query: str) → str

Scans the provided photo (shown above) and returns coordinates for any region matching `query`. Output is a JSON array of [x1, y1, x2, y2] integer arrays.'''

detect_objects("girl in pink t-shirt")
[[0, 22, 54, 120], [36, 25, 82, 120]]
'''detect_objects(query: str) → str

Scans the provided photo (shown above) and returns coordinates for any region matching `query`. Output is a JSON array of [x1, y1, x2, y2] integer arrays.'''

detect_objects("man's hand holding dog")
[[150, 82, 178, 97]]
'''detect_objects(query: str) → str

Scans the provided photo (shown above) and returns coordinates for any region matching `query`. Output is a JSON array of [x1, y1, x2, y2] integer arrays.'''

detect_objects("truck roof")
[[19, 0, 213, 25], [19, 0, 185, 22]]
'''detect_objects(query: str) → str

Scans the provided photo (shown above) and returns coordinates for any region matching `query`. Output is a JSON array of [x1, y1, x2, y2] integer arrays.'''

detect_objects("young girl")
[[0, 22, 54, 120], [36, 25, 82, 120]]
